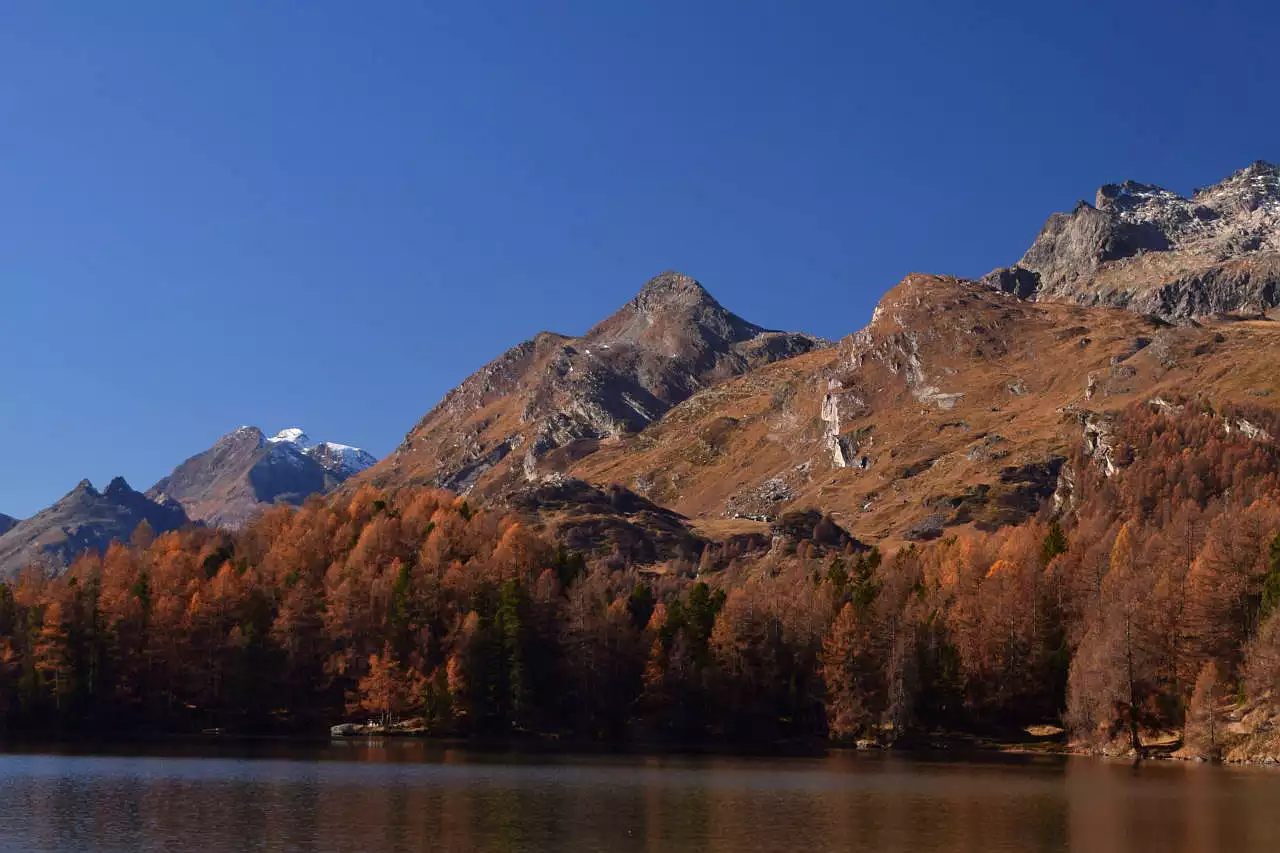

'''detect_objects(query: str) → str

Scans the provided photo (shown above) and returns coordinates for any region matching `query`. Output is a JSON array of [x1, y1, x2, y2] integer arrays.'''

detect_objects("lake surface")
[[0, 741, 1278, 852]]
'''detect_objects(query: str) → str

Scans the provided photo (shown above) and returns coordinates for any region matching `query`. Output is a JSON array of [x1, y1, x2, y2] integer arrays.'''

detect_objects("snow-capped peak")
[[268, 428, 314, 449], [308, 441, 378, 477], [264, 427, 376, 477]]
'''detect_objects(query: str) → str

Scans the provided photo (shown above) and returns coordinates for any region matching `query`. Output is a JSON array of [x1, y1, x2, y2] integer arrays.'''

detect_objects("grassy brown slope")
[[569, 348, 837, 516], [570, 274, 1280, 545]]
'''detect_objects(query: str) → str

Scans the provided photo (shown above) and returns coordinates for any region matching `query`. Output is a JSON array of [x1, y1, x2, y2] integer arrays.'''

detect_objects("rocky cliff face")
[[986, 161, 1280, 320], [358, 271, 828, 496], [148, 426, 375, 528], [0, 514, 16, 537], [0, 478, 188, 577]]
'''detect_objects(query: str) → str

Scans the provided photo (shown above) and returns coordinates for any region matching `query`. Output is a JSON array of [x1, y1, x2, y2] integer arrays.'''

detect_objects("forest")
[[2, 399, 1280, 759]]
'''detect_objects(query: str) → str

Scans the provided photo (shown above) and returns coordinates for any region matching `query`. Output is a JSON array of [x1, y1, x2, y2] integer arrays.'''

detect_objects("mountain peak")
[[222, 426, 266, 449], [149, 425, 377, 527], [1192, 160, 1280, 214], [71, 479, 98, 498], [991, 159, 1280, 320], [362, 270, 825, 497], [104, 476, 134, 498], [1223, 159, 1280, 183], [269, 427, 313, 449], [1095, 179, 1181, 213], [585, 270, 768, 353], [632, 271, 715, 311], [265, 427, 375, 475]]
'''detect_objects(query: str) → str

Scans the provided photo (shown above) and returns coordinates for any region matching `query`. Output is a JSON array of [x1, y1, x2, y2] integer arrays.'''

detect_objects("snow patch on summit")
[[267, 427, 377, 476], [269, 428, 314, 449], [309, 442, 378, 477]]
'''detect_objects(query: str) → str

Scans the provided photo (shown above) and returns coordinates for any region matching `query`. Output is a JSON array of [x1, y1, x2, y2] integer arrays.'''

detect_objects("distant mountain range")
[[0, 427, 375, 577], [5, 160, 1280, 577], [0, 478, 188, 577], [149, 426, 376, 528]]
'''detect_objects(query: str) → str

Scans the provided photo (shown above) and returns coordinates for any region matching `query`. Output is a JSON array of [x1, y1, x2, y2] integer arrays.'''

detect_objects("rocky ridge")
[[0, 478, 188, 578], [986, 161, 1280, 319]]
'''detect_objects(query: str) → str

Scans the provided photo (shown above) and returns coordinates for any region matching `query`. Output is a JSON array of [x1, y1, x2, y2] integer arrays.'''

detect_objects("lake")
[[0, 741, 1277, 852]]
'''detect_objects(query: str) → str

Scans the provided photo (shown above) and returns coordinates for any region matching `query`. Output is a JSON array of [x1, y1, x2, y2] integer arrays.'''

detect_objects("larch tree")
[[1184, 661, 1226, 760], [822, 602, 880, 740], [349, 642, 423, 729]]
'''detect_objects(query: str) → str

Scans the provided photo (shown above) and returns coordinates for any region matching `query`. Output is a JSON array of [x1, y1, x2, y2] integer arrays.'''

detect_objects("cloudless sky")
[[1, 0, 1277, 517]]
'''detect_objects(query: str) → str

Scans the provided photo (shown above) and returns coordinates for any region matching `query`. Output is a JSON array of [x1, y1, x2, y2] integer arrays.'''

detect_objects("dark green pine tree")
[[1041, 521, 1069, 566], [496, 579, 532, 731]]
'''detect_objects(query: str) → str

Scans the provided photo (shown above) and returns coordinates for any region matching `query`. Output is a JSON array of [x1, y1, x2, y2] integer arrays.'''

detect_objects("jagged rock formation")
[[1075, 409, 1122, 477], [0, 478, 188, 578], [148, 426, 376, 528], [358, 271, 827, 496], [0, 514, 16, 537], [986, 161, 1280, 320]]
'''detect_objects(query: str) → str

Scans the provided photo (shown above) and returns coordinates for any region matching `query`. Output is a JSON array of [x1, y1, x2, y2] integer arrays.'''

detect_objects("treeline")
[[2, 401, 1280, 755]]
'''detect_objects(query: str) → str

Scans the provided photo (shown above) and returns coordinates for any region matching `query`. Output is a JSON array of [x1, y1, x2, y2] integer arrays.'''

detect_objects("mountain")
[[0, 425, 375, 575], [148, 426, 377, 528], [986, 161, 1280, 320], [356, 170, 1280, 557], [0, 478, 188, 578], [7, 160, 1280, 753], [266, 428, 379, 478], [13, 161, 1277, 567], [359, 271, 827, 496], [567, 272, 1279, 544]]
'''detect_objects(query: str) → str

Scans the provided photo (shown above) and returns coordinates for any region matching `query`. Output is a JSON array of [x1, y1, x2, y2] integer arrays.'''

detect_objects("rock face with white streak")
[[147, 426, 376, 528], [985, 161, 1280, 320]]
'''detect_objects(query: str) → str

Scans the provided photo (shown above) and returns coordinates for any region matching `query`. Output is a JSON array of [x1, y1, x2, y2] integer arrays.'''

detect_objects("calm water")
[[0, 741, 1277, 852]]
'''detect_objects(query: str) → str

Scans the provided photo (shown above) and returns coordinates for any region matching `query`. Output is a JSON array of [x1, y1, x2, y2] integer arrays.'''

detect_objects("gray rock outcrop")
[[984, 161, 1280, 320]]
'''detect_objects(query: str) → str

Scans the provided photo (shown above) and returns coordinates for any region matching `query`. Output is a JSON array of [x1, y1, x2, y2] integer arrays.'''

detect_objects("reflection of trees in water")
[[1064, 757, 1264, 853], [4, 751, 1280, 852]]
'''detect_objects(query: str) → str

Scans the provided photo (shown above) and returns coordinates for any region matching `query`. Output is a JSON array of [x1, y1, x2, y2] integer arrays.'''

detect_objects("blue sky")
[[1, 1, 1276, 518]]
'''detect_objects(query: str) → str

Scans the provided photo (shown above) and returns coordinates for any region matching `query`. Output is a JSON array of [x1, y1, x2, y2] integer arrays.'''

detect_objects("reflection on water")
[[0, 741, 1278, 852]]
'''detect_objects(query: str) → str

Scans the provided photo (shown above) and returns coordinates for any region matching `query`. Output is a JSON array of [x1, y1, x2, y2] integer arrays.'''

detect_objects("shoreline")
[[4, 723, 1277, 768]]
